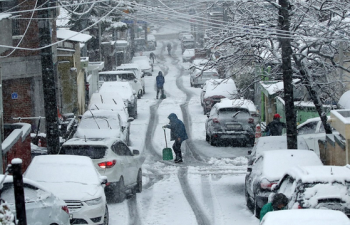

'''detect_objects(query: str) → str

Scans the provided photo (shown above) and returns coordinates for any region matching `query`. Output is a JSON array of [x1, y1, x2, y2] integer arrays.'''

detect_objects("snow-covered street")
[[107, 28, 259, 224]]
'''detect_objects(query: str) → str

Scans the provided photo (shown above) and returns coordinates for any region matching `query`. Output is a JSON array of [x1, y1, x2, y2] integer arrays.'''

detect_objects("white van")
[[116, 64, 145, 94], [98, 70, 144, 98]]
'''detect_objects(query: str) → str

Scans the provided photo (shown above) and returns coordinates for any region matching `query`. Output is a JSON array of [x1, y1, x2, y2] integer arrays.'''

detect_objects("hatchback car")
[[132, 56, 152, 76], [74, 110, 131, 145], [98, 70, 143, 99], [61, 137, 144, 203], [205, 100, 255, 146], [248, 136, 311, 166], [190, 68, 219, 88], [0, 175, 70, 225], [24, 155, 108, 225], [260, 209, 350, 225], [273, 165, 350, 216], [116, 63, 145, 95], [245, 150, 323, 219], [200, 79, 238, 114], [99, 82, 138, 119], [182, 49, 195, 62]]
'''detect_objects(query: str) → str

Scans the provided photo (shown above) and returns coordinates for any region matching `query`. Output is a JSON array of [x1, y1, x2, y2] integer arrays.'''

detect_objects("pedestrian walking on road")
[[167, 43, 172, 56], [156, 71, 165, 99], [149, 52, 156, 64], [260, 193, 288, 221], [163, 113, 188, 163], [265, 113, 286, 136]]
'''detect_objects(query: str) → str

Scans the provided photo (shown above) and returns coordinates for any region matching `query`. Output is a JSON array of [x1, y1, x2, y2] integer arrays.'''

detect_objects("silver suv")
[[205, 101, 255, 146]]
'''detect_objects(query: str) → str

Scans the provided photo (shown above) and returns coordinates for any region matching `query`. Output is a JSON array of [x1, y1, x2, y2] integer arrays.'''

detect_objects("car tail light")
[[62, 206, 69, 214], [213, 118, 220, 123], [260, 179, 276, 190], [248, 118, 254, 123], [98, 160, 116, 169], [297, 204, 302, 209]]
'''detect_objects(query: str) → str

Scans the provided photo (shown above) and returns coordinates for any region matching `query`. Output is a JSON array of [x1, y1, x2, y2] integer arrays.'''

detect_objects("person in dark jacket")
[[167, 43, 171, 56], [260, 193, 288, 221], [163, 113, 188, 163], [156, 71, 165, 99], [149, 52, 156, 64], [265, 113, 286, 136]]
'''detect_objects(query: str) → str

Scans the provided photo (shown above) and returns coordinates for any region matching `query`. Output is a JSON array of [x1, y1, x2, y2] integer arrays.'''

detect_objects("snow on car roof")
[[99, 82, 133, 100], [99, 70, 134, 75], [261, 150, 322, 181], [338, 90, 350, 109], [261, 209, 350, 225], [216, 98, 256, 112], [118, 63, 141, 70], [287, 165, 350, 183], [254, 136, 309, 155], [25, 155, 100, 185], [63, 137, 117, 147], [90, 92, 125, 106], [203, 79, 237, 100]]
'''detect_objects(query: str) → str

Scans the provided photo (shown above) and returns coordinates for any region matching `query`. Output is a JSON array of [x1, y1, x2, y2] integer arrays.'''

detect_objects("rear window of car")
[[218, 108, 250, 118], [99, 74, 117, 81], [202, 72, 218, 77], [62, 145, 107, 159]]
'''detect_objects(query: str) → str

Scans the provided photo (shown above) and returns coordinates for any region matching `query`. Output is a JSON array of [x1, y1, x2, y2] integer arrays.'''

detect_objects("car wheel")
[[203, 108, 207, 115], [206, 133, 209, 142], [114, 177, 126, 203], [143, 86, 146, 94], [254, 200, 261, 219], [103, 205, 109, 225], [134, 169, 142, 193], [190, 82, 193, 87], [245, 189, 253, 210], [210, 136, 217, 146]]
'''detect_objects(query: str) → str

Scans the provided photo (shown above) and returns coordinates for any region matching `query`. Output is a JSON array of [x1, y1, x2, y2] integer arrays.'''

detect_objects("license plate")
[[70, 214, 73, 220], [227, 124, 241, 129]]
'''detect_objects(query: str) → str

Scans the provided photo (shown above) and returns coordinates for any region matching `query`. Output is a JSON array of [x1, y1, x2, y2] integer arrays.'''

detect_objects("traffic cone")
[[254, 125, 261, 145], [38, 138, 42, 147]]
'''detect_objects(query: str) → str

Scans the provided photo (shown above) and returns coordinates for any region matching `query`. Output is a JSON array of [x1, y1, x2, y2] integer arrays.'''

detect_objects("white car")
[[248, 136, 311, 165], [88, 92, 129, 117], [98, 70, 143, 99], [116, 63, 145, 95], [99, 82, 138, 119], [182, 49, 195, 62], [132, 56, 152, 76], [74, 109, 131, 145], [260, 209, 350, 225], [1, 175, 70, 225], [62, 137, 144, 203], [24, 155, 108, 225], [181, 34, 194, 41], [297, 116, 331, 156], [190, 68, 219, 87], [179, 31, 191, 40]]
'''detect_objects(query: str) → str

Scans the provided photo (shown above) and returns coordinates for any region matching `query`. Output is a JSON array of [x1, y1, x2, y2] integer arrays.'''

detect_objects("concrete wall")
[[322, 135, 346, 166], [0, 18, 12, 55]]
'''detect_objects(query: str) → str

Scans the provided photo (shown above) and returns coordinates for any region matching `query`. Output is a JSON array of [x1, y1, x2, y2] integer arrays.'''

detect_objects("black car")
[[205, 100, 255, 146]]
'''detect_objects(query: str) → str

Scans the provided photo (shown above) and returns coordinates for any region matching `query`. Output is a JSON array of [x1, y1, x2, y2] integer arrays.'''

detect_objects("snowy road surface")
[[107, 29, 259, 225]]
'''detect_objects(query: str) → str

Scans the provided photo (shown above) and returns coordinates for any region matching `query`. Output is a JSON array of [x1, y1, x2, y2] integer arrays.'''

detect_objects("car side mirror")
[[248, 150, 252, 155], [78, 115, 82, 119], [141, 74, 145, 78], [100, 176, 108, 185], [134, 79, 137, 83], [133, 150, 140, 155], [128, 117, 134, 122], [206, 112, 209, 118], [271, 184, 279, 192], [247, 166, 252, 173]]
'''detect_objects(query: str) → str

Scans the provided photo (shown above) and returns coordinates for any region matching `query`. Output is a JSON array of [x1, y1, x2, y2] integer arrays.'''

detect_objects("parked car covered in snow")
[[98, 70, 144, 99], [182, 49, 195, 62], [116, 63, 146, 97], [190, 68, 219, 88], [247, 136, 311, 166], [245, 150, 323, 219], [260, 209, 350, 225], [61, 137, 144, 203], [24, 155, 109, 225], [272, 165, 350, 216], [99, 82, 138, 119], [0, 175, 70, 225], [132, 56, 152, 76], [205, 99, 255, 146], [74, 110, 132, 145], [88, 92, 129, 118], [200, 79, 238, 114]]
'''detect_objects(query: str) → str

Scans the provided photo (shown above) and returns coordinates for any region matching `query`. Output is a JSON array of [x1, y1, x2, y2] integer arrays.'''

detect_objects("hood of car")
[[303, 183, 350, 207], [36, 182, 102, 202]]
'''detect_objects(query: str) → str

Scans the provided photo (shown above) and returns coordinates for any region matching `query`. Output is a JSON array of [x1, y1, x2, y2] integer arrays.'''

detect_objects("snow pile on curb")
[[0, 202, 14, 225]]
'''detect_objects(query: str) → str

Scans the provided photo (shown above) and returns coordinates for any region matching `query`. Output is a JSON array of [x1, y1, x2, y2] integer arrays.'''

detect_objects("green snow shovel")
[[162, 128, 173, 160]]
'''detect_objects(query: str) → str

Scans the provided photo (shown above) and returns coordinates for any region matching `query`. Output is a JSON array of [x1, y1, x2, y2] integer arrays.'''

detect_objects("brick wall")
[[4, 135, 31, 173], [3, 78, 33, 125]]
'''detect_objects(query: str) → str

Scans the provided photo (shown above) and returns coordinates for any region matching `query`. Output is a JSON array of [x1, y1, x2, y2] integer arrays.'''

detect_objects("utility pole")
[[0, 68, 3, 174], [278, 0, 297, 149], [38, 0, 60, 154], [12, 159, 27, 225]]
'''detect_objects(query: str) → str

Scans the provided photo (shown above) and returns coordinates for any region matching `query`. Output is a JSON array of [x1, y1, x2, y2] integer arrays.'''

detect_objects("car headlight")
[[85, 197, 102, 206]]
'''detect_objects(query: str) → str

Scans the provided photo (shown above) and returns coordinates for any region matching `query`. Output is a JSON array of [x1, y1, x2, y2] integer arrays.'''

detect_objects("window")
[[113, 142, 132, 156], [298, 121, 318, 135], [62, 145, 107, 159], [278, 176, 295, 198]]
